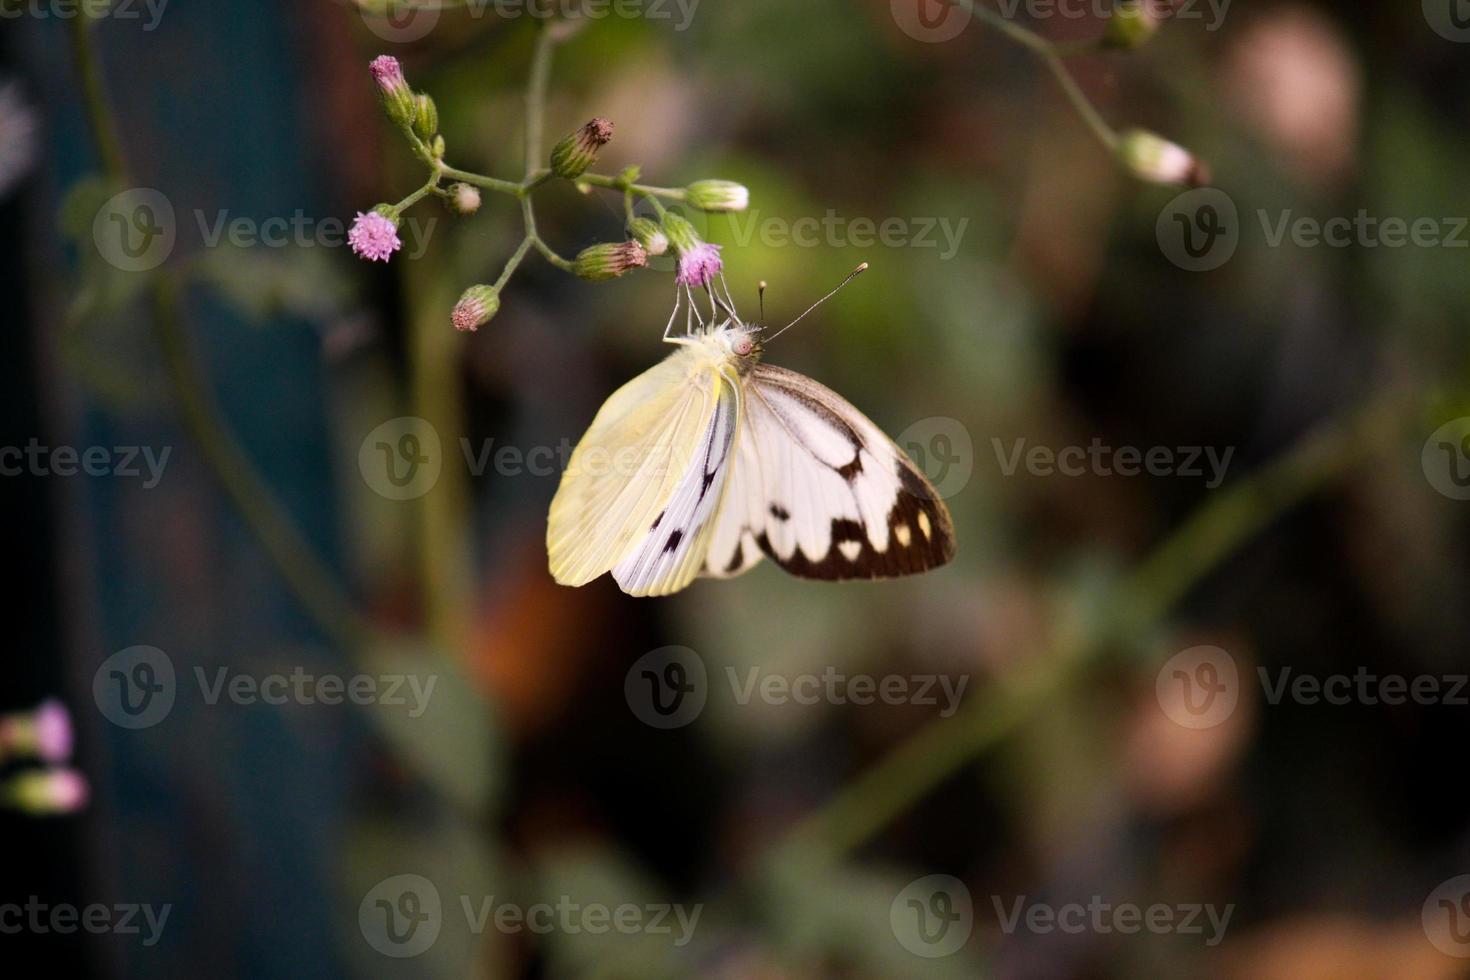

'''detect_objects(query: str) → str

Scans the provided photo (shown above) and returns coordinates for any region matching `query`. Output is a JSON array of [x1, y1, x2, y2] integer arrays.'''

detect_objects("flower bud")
[[412, 93, 439, 142], [349, 207, 402, 262], [4, 769, 89, 816], [1118, 129, 1208, 187], [369, 55, 416, 129], [550, 117, 613, 180], [452, 285, 500, 332], [574, 240, 648, 281], [448, 183, 481, 215], [431, 134, 446, 160], [628, 217, 669, 256], [660, 212, 701, 254], [1103, 0, 1165, 49], [685, 180, 750, 213], [0, 699, 74, 764]]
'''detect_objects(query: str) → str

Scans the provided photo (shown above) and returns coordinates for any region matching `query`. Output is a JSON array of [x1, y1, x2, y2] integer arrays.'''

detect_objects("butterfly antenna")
[[763, 262, 868, 343], [758, 281, 767, 323]]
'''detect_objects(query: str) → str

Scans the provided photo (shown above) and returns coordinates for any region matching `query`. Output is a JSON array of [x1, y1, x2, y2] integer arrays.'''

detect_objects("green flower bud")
[[660, 212, 702, 254], [1103, 0, 1163, 49], [452, 285, 500, 333], [369, 56, 417, 130], [685, 180, 750, 213], [412, 93, 439, 142], [550, 118, 613, 180], [573, 240, 648, 281], [628, 217, 669, 256], [1118, 129, 1207, 187]]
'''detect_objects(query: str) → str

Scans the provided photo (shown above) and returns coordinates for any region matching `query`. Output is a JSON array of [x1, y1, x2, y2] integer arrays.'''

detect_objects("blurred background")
[[5, 0, 1470, 976]]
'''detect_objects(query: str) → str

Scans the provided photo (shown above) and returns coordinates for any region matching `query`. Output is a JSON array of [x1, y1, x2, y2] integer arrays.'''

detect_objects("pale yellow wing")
[[547, 346, 718, 588]]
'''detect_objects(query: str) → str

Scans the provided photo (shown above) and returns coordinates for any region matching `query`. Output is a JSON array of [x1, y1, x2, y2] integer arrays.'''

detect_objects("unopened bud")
[[628, 217, 669, 256], [660, 212, 702, 254], [412, 93, 439, 142], [1104, 0, 1165, 49], [0, 699, 74, 764], [452, 285, 500, 332], [1118, 129, 1208, 187], [448, 183, 481, 215], [431, 134, 446, 160], [685, 180, 750, 213], [550, 118, 613, 180], [574, 240, 648, 281], [4, 769, 89, 816], [369, 55, 416, 129]]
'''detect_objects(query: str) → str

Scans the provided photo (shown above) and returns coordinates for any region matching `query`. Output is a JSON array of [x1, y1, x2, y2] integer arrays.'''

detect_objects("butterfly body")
[[547, 299, 955, 596]]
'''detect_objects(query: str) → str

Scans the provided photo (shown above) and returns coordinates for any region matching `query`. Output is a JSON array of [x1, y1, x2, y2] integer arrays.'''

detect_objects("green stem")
[[494, 235, 536, 291], [524, 25, 556, 177], [67, 18, 370, 651], [438, 165, 522, 196], [579, 172, 688, 201], [964, 0, 1120, 152], [762, 386, 1411, 871]]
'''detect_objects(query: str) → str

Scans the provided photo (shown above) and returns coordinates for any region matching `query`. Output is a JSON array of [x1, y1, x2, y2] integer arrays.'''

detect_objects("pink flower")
[[33, 700, 73, 764], [5, 768, 89, 816], [675, 242, 723, 286], [369, 55, 407, 96], [349, 211, 401, 262], [0, 698, 74, 763]]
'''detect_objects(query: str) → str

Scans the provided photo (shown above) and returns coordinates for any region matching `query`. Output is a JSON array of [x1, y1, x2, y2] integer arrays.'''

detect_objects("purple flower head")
[[369, 55, 408, 95], [6, 768, 90, 816], [675, 242, 723, 287], [349, 211, 401, 263], [33, 700, 73, 764]]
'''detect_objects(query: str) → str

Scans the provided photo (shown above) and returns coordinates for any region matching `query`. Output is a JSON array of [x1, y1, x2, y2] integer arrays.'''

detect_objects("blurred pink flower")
[[5, 768, 90, 816], [0, 698, 74, 763], [349, 211, 401, 262], [0, 82, 37, 199]]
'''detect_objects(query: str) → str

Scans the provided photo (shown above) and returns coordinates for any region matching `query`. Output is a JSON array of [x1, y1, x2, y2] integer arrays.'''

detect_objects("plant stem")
[[963, 0, 1121, 152], [67, 18, 370, 651], [524, 24, 556, 177]]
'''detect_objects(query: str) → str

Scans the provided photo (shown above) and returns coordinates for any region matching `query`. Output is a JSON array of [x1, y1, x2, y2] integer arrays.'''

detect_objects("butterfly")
[[547, 266, 956, 596]]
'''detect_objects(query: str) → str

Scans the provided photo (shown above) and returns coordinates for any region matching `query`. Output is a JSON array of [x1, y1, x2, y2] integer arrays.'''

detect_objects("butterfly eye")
[[734, 338, 754, 356]]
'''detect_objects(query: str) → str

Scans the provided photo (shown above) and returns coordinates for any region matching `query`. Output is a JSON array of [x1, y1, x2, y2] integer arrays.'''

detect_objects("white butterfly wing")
[[548, 347, 722, 589], [702, 363, 955, 580], [612, 368, 741, 596]]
